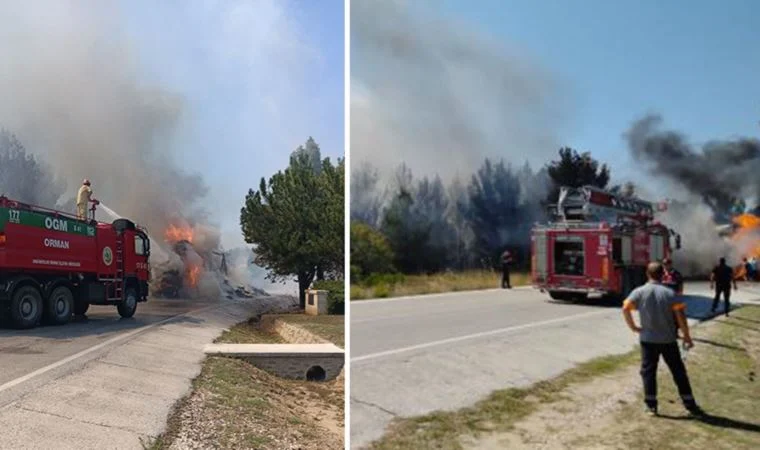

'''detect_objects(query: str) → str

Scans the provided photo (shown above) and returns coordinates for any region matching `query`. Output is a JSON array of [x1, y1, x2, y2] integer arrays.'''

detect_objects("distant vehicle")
[[0, 196, 151, 329], [530, 186, 680, 302]]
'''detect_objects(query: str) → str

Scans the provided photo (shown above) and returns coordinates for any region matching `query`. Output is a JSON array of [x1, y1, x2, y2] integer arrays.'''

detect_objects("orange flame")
[[733, 213, 760, 230], [730, 213, 760, 279], [186, 264, 201, 288], [165, 224, 194, 243]]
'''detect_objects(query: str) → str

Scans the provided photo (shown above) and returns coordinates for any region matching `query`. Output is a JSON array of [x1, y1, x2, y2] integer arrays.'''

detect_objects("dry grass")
[[571, 305, 760, 450], [367, 351, 637, 450], [350, 270, 530, 300], [148, 357, 343, 450], [146, 314, 345, 450], [369, 305, 760, 450], [215, 317, 285, 344], [273, 313, 345, 348]]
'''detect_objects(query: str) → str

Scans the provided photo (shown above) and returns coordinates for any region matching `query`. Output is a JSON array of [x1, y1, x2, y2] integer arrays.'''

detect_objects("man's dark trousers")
[[712, 285, 731, 313], [501, 264, 511, 289], [640, 341, 696, 409]]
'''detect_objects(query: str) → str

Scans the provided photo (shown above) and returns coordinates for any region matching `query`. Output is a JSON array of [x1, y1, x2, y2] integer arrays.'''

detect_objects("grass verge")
[[273, 313, 345, 348], [350, 270, 530, 300], [369, 305, 760, 449], [567, 304, 760, 450], [367, 351, 638, 450], [145, 314, 345, 450], [216, 317, 286, 344]]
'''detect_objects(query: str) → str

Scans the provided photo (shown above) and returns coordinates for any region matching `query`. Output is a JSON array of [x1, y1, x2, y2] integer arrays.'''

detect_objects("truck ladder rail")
[[552, 185, 665, 223], [113, 237, 124, 299], [0, 195, 93, 224]]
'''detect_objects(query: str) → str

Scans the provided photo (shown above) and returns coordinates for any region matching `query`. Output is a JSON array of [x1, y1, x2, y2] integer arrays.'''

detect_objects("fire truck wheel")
[[44, 286, 74, 326], [10, 285, 43, 329], [74, 301, 90, 316], [117, 287, 138, 319]]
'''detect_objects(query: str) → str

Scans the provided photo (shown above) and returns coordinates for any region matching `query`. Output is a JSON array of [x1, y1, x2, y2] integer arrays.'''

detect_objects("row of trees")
[[240, 137, 345, 310], [0, 130, 69, 208], [350, 147, 621, 282]]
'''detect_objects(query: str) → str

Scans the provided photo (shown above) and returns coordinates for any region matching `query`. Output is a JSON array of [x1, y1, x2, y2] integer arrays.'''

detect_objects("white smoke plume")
[[351, 0, 570, 182], [0, 1, 212, 243], [0, 1, 325, 296], [659, 201, 732, 276]]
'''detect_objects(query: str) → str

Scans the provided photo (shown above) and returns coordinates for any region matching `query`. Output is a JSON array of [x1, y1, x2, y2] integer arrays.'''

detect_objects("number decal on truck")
[[8, 209, 20, 224]]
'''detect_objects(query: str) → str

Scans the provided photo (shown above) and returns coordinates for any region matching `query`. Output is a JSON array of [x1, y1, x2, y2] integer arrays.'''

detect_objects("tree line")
[[350, 147, 620, 283]]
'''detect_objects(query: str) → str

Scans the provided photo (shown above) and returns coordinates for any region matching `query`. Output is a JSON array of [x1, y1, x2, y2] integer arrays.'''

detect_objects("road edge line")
[[0, 304, 219, 394], [352, 286, 533, 305]]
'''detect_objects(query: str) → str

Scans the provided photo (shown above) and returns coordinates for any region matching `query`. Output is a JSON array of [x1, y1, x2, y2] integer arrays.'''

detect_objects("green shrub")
[[312, 279, 344, 315], [351, 221, 396, 282]]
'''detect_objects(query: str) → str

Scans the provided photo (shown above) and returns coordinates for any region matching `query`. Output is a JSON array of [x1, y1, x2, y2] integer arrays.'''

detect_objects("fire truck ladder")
[[113, 236, 124, 300], [553, 185, 662, 223]]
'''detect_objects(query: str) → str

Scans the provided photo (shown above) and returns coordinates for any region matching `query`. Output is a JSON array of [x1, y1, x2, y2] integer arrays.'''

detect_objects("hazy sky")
[[439, 0, 760, 177], [352, 0, 759, 190], [120, 0, 345, 248]]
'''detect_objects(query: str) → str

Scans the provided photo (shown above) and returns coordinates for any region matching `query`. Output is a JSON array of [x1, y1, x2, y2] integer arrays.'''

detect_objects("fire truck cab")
[[531, 186, 681, 301]]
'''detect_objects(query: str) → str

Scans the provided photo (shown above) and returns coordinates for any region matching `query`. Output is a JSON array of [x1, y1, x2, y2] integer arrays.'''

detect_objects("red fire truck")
[[530, 186, 680, 301], [0, 196, 151, 329]]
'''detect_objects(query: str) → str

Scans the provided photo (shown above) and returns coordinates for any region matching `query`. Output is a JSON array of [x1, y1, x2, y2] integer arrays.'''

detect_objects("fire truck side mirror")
[[675, 234, 681, 250]]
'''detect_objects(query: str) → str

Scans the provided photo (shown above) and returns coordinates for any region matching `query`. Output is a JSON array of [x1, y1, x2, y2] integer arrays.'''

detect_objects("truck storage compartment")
[[553, 236, 584, 276]]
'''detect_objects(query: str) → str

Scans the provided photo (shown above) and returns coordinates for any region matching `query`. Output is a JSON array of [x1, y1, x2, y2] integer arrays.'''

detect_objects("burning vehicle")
[[151, 222, 219, 298], [716, 212, 760, 281]]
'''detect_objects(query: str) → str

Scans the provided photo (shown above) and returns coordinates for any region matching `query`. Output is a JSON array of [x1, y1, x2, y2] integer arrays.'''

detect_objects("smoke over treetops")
[[626, 114, 760, 220], [625, 114, 760, 273], [0, 1, 217, 254], [351, 0, 570, 181]]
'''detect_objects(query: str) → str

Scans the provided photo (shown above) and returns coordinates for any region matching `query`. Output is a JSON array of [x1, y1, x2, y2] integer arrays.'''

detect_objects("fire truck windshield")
[[554, 237, 584, 276]]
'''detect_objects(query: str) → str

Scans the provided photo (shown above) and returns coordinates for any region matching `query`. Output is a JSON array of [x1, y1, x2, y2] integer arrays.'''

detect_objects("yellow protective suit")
[[76, 184, 92, 220]]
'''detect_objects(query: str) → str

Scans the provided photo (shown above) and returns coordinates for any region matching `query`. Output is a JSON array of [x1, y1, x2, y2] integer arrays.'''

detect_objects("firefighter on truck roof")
[[76, 178, 94, 220]]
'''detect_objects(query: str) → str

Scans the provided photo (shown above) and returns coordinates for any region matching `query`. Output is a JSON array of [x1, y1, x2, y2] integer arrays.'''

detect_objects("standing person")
[[661, 257, 684, 295], [710, 257, 737, 316], [622, 261, 703, 417], [76, 179, 93, 220], [501, 249, 513, 289], [746, 257, 756, 282]]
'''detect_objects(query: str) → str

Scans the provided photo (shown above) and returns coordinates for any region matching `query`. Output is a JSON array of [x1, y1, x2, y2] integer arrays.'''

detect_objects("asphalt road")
[[0, 294, 296, 449], [0, 299, 214, 389], [350, 282, 760, 448]]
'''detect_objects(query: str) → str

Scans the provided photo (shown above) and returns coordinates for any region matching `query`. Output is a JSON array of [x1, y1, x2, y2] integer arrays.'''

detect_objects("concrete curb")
[[204, 343, 344, 356]]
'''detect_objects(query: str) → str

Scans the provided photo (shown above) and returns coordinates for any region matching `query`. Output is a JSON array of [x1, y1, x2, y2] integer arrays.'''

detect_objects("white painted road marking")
[[0, 304, 216, 394], [351, 308, 613, 363]]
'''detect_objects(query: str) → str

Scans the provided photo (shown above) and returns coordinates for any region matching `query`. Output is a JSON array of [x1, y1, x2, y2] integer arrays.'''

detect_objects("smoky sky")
[[0, 1, 217, 249], [350, 0, 569, 181], [626, 114, 760, 217]]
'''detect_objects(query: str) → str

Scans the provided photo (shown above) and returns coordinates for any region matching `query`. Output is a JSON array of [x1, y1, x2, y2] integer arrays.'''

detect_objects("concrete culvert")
[[306, 365, 327, 382]]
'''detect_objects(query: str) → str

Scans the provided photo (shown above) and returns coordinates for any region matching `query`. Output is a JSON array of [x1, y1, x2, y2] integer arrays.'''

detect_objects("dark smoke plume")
[[625, 114, 760, 274], [626, 114, 760, 220]]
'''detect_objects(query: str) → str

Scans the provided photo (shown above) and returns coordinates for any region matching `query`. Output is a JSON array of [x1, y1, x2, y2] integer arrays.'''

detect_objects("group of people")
[[623, 255, 739, 418], [740, 257, 758, 281]]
